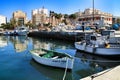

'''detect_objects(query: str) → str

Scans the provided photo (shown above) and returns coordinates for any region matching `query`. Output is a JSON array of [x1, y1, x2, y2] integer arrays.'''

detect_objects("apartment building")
[[32, 7, 49, 25], [0, 15, 7, 26]]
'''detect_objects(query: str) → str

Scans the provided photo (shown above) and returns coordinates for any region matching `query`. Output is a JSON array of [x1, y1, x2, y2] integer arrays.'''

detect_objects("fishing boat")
[[74, 33, 120, 59], [14, 26, 29, 36], [30, 48, 74, 69]]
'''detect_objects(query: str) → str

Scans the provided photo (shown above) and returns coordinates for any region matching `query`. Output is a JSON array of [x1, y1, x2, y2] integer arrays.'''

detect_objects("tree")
[[55, 13, 62, 19], [63, 14, 69, 25], [0, 23, 5, 28], [3, 22, 14, 29], [10, 18, 17, 28], [64, 14, 69, 19], [69, 14, 76, 20], [54, 13, 62, 24], [117, 18, 120, 24], [69, 14, 77, 25], [25, 21, 36, 29]]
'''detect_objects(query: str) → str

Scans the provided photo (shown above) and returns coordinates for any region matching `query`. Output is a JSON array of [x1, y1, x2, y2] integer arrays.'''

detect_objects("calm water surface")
[[0, 36, 120, 80]]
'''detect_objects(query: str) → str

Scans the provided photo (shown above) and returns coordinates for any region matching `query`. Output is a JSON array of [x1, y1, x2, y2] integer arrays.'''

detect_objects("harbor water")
[[0, 36, 120, 80]]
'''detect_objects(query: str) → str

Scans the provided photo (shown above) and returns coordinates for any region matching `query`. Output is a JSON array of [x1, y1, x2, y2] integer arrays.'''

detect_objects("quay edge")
[[80, 65, 120, 80]]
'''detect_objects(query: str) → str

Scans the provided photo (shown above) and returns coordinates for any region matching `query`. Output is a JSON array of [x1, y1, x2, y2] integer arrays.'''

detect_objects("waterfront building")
[[12, 10, 27, 25], [75, 8, 113, 28], [0, 15, 7, 26], [32, 7, 49, 25], [113, 16, 120, 24]]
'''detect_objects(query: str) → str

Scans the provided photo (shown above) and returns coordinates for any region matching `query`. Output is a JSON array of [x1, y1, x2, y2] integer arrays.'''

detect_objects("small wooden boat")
[[30, 49, 74, 69]]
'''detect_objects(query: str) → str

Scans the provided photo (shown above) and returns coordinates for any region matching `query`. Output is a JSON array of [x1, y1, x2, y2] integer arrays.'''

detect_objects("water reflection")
[[73, 51, 120, 79], [2, 36, 32, 53], [0, 36, 7, 47], [0, 36, 119, 80], [30, 59, 73, 80], [75, 51, 120, 68], [32, 38, 74, 50], [12, 36, 28, 52]]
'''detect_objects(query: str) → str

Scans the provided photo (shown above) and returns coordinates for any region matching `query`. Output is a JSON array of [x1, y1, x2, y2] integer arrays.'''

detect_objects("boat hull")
[[30, 51, 74, 69], [75, 42, 120, 59], [17, 31, 28, 36]]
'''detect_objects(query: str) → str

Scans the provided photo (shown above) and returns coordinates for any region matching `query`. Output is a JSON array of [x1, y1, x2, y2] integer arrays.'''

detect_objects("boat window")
[[91, 36, 96, 40], [19, 28, 25, 30]]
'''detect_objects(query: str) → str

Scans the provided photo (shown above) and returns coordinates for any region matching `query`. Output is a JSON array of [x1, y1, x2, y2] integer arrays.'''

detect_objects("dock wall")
[[28, 31, 93, 42]]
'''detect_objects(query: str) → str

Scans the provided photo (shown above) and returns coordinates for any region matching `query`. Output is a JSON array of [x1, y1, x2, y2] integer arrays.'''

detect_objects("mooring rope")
[[62, 58, 69, 80]]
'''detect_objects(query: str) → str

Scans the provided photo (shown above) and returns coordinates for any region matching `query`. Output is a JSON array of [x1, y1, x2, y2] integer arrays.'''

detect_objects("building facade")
[[32, 7, 49, 25], [12, 10, 27, 25], [75, 8, 113, 28], [0, 15, 7, 26]]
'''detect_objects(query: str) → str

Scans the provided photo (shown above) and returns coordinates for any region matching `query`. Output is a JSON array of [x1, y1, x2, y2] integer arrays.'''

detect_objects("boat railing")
[[110, 44, 120, 48]]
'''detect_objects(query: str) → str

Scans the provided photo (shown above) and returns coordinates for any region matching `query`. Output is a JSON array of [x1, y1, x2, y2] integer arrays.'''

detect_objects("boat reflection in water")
[[30, 59, 73, 80], [74, 51, 120, 78], [13, 36, 28, 52]]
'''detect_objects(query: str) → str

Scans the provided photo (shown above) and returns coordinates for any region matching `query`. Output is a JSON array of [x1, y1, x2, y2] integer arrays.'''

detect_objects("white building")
[[32, 7, 49, 25], [75, 8, 113, 28], [0, 15, 6, 26]]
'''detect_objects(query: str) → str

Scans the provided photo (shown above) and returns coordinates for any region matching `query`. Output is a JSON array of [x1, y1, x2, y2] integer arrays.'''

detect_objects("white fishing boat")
[[14, 26, 29, 36], [75, 33, 120, 59], [30, 48, 74, 69]]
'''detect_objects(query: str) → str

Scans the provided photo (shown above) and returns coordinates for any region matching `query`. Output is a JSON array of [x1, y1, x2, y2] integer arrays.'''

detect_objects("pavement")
[[81, 65, 120, 80]]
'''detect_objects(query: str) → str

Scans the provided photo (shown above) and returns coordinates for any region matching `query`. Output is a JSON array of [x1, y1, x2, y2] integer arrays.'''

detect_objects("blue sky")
[[0, 0, 120, 21]]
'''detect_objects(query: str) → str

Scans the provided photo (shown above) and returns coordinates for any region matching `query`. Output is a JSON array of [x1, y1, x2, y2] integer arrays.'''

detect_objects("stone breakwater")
[[28, 31, 93, 42]]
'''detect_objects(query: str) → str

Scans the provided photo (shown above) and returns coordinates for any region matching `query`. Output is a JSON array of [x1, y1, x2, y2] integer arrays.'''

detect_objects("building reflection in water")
[[0, 36, 8, 47], [8, 36, 29, 53]]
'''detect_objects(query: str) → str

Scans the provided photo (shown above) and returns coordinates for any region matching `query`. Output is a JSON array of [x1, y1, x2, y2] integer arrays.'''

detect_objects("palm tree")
[[54, 13, 62, 24], [25, 21, 36, 29]]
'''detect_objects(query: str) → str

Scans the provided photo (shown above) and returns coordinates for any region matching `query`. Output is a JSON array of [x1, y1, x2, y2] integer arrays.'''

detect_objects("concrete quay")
[[28, 30, 93, 42], [81, 65, 120, 80]]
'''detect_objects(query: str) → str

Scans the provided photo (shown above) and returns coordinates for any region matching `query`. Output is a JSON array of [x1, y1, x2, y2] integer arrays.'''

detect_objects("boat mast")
[[93, 0, 94, 22], [92, 0, 95, 29]]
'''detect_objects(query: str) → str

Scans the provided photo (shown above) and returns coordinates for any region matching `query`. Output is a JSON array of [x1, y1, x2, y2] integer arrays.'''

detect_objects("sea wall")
[[28, 31, 93, 42]]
